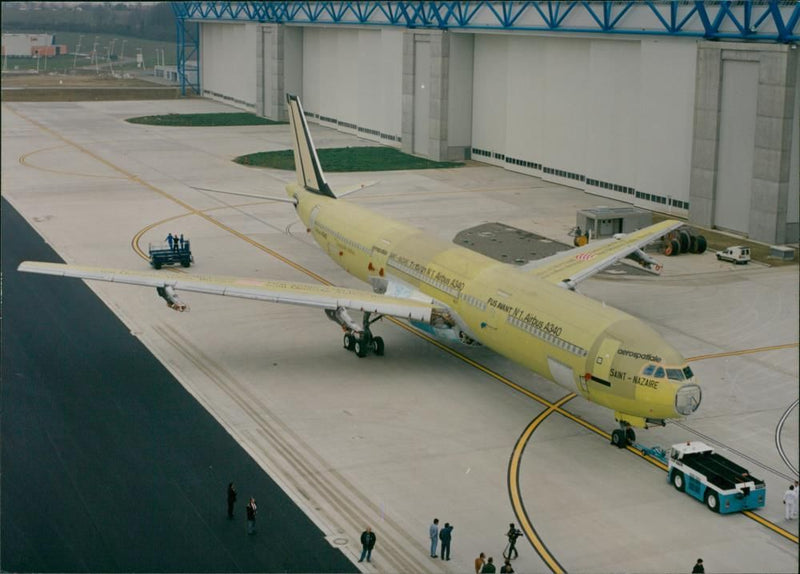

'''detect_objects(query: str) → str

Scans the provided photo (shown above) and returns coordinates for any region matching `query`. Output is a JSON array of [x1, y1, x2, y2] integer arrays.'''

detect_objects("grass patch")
[[127, 113, 285, 127], [235, 146, 463, 172]]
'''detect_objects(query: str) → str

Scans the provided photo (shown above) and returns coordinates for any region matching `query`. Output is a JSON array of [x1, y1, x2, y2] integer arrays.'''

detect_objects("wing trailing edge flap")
[[17, 261, 439, 323]]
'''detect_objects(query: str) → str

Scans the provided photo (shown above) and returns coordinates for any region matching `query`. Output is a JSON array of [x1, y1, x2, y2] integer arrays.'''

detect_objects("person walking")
[[429, 518, 440, 558], [439, 522, 453, 560], [246, 497, 257, 534], [474, 552, 486, 573], [480, 556, 496, 573], [691, 558, 705, 573], [358, 527, 376, 563], [784, 485, 796, 520], [227, 482, 237, 519], [505, 523, 522, 560]]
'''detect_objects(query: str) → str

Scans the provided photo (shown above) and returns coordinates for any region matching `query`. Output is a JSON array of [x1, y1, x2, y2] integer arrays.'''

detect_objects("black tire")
[[181, 259, 190, 267], [688, 234, 698, 253], [625, 427, 636, 444], [672, 471, 685, 492], [678, 230, 691, 253], [611, 429, 626, 448], [695, 235, 707, 254], [372, 336, 385, 356], [153, 261, 162, 270], [354, 339, 367, 358], [664, 239, 680, 256], [705, 490, 719, 513], [716, 254, 722, 261], [343, 333, 355, 351]]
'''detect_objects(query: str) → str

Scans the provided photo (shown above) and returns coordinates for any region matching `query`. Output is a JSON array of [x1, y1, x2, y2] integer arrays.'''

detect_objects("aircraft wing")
[[520, 219, 683, 289], [17, 261, 440, 322]]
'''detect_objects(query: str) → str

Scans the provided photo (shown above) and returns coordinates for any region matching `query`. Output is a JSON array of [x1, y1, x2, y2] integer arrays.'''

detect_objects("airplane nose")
[[675, 383, 702, 416]]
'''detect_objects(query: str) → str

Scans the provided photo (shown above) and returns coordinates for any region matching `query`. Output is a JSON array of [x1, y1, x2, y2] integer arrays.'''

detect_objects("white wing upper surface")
[[521, 219, 683, 288], [17, 262, 440, 322]]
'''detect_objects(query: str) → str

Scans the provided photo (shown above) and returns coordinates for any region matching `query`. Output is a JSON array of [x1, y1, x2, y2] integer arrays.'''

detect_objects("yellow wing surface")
[[17, 261, 440, 322], [522, 219, 683, 288]]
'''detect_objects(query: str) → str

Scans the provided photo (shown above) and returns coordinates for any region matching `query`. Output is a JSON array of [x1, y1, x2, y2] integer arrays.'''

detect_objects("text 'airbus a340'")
[[19, 94, 701, 447]]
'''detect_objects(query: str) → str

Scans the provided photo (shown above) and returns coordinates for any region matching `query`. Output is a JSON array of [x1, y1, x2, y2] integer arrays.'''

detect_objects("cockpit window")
[[683, 366, 694, 380], [666, 368, 684, 381], [654, 367, 665, 378], [643, 364, 656, 376]]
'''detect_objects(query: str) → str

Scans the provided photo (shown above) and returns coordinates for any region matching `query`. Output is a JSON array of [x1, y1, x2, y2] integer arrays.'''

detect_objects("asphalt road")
[[1, 197, 357, 573]]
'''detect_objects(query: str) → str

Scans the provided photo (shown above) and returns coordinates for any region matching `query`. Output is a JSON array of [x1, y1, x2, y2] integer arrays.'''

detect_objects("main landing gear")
[[610, 421, 636, 449], [325, 308, 385, 358]]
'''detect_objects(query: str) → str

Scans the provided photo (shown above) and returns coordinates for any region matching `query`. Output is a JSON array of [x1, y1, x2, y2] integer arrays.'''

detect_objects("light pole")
[[73, 34, 83, 69]]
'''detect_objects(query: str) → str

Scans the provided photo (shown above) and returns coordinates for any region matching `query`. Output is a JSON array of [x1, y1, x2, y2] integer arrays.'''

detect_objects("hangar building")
[[171, 1, 799, 245]]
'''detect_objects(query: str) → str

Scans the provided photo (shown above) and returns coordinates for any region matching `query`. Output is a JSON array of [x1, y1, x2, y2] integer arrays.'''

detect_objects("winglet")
[[286, 94, 336, 199]]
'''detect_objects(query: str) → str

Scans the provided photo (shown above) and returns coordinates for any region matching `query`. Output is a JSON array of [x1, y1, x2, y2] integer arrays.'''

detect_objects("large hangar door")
[[714, 60, 758, 235], [413, 37, 430, 155]]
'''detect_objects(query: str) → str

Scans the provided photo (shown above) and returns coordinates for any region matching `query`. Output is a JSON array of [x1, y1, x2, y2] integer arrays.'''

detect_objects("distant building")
[[1, 33, 68, 57]]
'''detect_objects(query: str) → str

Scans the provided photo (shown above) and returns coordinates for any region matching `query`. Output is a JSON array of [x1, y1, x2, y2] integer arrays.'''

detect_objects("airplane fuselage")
[[288, 183, 701, 428]]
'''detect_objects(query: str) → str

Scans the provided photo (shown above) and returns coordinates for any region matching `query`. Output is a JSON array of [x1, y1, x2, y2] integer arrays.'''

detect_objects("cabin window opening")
[[642, 364, 656, 376], [654, 366, 665, 379], [683, 366, 694, 380]]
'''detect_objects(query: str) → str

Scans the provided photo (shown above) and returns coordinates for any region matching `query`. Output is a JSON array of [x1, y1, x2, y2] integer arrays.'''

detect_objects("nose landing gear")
[[610, 421, 636, 448]]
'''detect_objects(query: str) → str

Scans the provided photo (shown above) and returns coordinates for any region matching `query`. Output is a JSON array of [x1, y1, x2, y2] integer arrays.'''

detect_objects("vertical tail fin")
[[286, 94, 336, 199]]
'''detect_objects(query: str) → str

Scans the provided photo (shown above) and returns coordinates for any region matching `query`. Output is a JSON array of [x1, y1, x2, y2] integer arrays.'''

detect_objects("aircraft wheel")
[[672, 471, 685, 492], [625, 427, 636, 444], [689, 234, 698, 253], [678, 230, 691, 253], [354, 339, 367, 358], [610, 429, 626, 448], [372, 336, 385, 356], [343, 333, 356, 351], [695, 235, 707, 254], [705, 490, 719, 512], [665, 239, 680, 256]]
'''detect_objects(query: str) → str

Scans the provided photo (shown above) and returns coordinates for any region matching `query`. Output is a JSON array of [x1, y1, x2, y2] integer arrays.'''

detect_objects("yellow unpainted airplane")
[[19, 94, 701, 447]]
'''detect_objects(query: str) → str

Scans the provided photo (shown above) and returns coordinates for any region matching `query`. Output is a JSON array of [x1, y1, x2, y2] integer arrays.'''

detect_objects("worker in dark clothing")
[[439, 522, 453, 560], [246, 497, 257, 535], [480, 556, 496, 573], [227, 482, 237, 519], [692, 558, 705, 573], [505, 523, 523, 559], [358, 527, 376, 562], [165, 233, 174, 249]]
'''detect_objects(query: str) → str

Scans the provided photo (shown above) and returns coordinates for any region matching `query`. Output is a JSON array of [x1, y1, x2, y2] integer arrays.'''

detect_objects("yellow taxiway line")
[[507, 393, 576, 574], [688, 343, 799, 362]]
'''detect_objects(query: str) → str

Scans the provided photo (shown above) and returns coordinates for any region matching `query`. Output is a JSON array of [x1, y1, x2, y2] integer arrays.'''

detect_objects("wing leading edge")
[[521, 219, 683, 289], [17, 261, 440, 322]]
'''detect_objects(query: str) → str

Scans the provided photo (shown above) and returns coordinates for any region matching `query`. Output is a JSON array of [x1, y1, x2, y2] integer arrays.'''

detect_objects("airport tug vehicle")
[[662, 441, 765, 513]]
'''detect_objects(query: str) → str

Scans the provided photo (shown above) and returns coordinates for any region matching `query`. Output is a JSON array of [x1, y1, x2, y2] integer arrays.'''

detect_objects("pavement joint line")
[[687, 343, 799, 362], [508, 393, 576, 574], [13, 103, 797, 550]]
